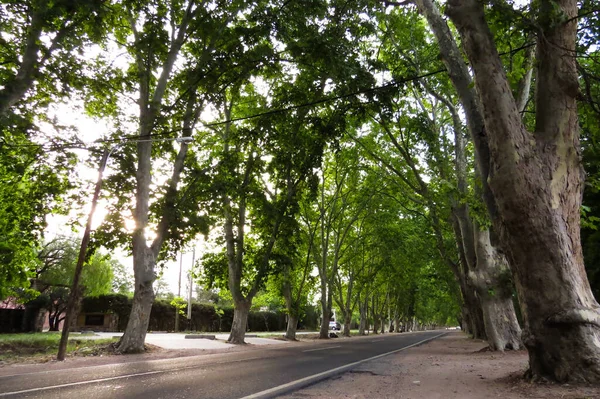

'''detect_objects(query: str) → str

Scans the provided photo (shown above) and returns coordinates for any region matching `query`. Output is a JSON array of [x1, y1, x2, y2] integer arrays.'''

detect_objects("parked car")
[[329, 320, 341, 331]]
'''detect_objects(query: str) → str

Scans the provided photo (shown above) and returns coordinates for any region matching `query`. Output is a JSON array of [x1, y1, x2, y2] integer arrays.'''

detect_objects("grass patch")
[[0, 332, 118, 363]]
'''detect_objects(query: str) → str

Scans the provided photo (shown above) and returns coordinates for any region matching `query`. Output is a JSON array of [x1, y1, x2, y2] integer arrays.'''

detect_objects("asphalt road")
[[0, 331, 444, 399]]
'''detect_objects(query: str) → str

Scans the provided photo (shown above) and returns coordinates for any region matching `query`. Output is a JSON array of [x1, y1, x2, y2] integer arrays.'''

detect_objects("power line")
[[2, 41, 533, 150], [204, 68, 445, 127], [0, 129, 189, 151], [2, 68, 446, 151]]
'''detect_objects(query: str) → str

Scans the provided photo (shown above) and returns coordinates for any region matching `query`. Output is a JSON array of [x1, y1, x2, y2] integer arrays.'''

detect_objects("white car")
[[329, 321, 341, 331]]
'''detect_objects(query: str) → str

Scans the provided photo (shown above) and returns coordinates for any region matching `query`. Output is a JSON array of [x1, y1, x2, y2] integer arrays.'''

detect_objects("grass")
[[0, 332, 118, 363]]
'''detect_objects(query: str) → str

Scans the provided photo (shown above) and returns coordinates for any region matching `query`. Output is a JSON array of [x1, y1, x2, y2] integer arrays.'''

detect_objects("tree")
[[33, 237, 114, 331], [90, 0, 231, 353], [0, 148, 74, 300], [307, 145, 376, 339], [203, 79, 330, 343], [444, 0, 600, 382], [362, 5, 522, 349], [0, 0, 107, 117], [0, 0, 102, 301], [273, 194, 319, 341]]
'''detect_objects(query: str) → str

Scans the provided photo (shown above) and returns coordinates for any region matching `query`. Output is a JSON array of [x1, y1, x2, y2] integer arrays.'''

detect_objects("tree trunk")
[[49, 313, 59, 332], [463, 280, 486, 339], [228, 299, 250, 344], [343, 314, 351, 337], [319, 284, 330, 339], [285, 315, 298, 341], [455, 204, 520, 348], [117, 273, 154, 353], [449, 214, 487, 340], [471, 228, 522, 350], [117, 243, 156, 353], [358, 298, 367, 335], [282, 273, 299, 341], [68, 286, 84, 332], [447, 0, 600, 382]]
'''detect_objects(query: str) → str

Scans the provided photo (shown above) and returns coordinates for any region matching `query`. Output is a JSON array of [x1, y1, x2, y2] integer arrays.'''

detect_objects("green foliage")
[[0, 0, 96, 298], [3, 0, 599, 338], [579, 11, 600, 299], [0, 141, 76, 299], [35, 238, 114, 297], [0, 0, 109, 112], [170, 296, 187, 316], [110, 259, 133, 296]]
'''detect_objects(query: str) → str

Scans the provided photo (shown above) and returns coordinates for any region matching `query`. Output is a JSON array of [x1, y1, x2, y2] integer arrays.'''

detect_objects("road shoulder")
[[277, 332, 600, 399]]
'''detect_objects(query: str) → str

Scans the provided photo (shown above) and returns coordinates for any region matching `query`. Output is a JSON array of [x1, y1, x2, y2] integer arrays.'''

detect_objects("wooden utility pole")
[[175, 252, 183, 332], [187, 247, 195, 320], [57, 150, 109, 361]]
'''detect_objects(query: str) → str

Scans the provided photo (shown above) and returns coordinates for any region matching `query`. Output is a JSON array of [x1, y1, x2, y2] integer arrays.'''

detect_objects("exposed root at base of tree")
[[110, 342, 162, 355]]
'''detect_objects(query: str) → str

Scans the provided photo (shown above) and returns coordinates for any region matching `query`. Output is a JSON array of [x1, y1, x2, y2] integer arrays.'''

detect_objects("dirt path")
[[278, 332, 600, 399]]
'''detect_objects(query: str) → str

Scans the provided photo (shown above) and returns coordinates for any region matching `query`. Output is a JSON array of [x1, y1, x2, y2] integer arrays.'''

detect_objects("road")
[[0, 331, 444, 399]]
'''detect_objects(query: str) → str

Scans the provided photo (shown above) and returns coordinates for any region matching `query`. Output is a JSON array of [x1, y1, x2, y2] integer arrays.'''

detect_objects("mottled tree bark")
[[117, 270, 154, 352], [447, 0, 600, 382], [116, 3, 196, 353], [285, 315, 298, 341], [318, 282, 331, 339], [415, 0, 521, 350], [229, 300, 250, 344], [471, 227, 522, 350]]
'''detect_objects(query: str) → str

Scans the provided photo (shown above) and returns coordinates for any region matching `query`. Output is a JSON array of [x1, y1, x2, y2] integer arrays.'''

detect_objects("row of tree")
[[1, 0, 600, 383]]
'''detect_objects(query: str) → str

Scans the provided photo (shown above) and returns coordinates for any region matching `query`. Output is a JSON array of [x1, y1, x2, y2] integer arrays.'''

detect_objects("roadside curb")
[[240, 331, 447, 399]]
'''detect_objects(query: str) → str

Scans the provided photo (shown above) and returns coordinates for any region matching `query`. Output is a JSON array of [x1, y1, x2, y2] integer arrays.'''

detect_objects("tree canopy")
[[1, 0, 599, 381]]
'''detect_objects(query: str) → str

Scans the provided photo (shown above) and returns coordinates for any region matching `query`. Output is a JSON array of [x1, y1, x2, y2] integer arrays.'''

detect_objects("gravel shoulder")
[[278, 332, 600, 399]]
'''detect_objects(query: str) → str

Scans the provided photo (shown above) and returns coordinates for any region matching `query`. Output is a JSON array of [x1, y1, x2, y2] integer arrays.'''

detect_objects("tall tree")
[[89, 0, 206, 353], [445, 0, 600, 381], [20, 237, 114, 331], [377, 0, 522, 350], [203, 78, 330, 343], [0, 0, 106, 117], [280, 190, 318, 340]]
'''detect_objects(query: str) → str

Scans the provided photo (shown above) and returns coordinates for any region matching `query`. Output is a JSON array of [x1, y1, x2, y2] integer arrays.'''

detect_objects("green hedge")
[[81, 294, 300, 332], [82, 294, 131, 330]]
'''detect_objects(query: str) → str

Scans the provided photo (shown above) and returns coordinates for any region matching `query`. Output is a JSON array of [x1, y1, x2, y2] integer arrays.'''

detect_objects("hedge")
[[80, 294, 317, 332]]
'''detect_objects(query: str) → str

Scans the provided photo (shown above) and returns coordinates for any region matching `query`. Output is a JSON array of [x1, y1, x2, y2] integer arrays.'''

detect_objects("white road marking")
[[241, 332, 447, 399], [302, 346, 341, 353], [0, 370, 166, 397], [0, 355, 268, 397], [0, 331, 446, 398]]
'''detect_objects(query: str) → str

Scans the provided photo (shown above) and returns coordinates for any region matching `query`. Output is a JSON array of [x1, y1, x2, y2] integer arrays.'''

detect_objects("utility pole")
[[175, 251, 183, 332], [57, 150, 109, 361], [187, 246, 195, 320]]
